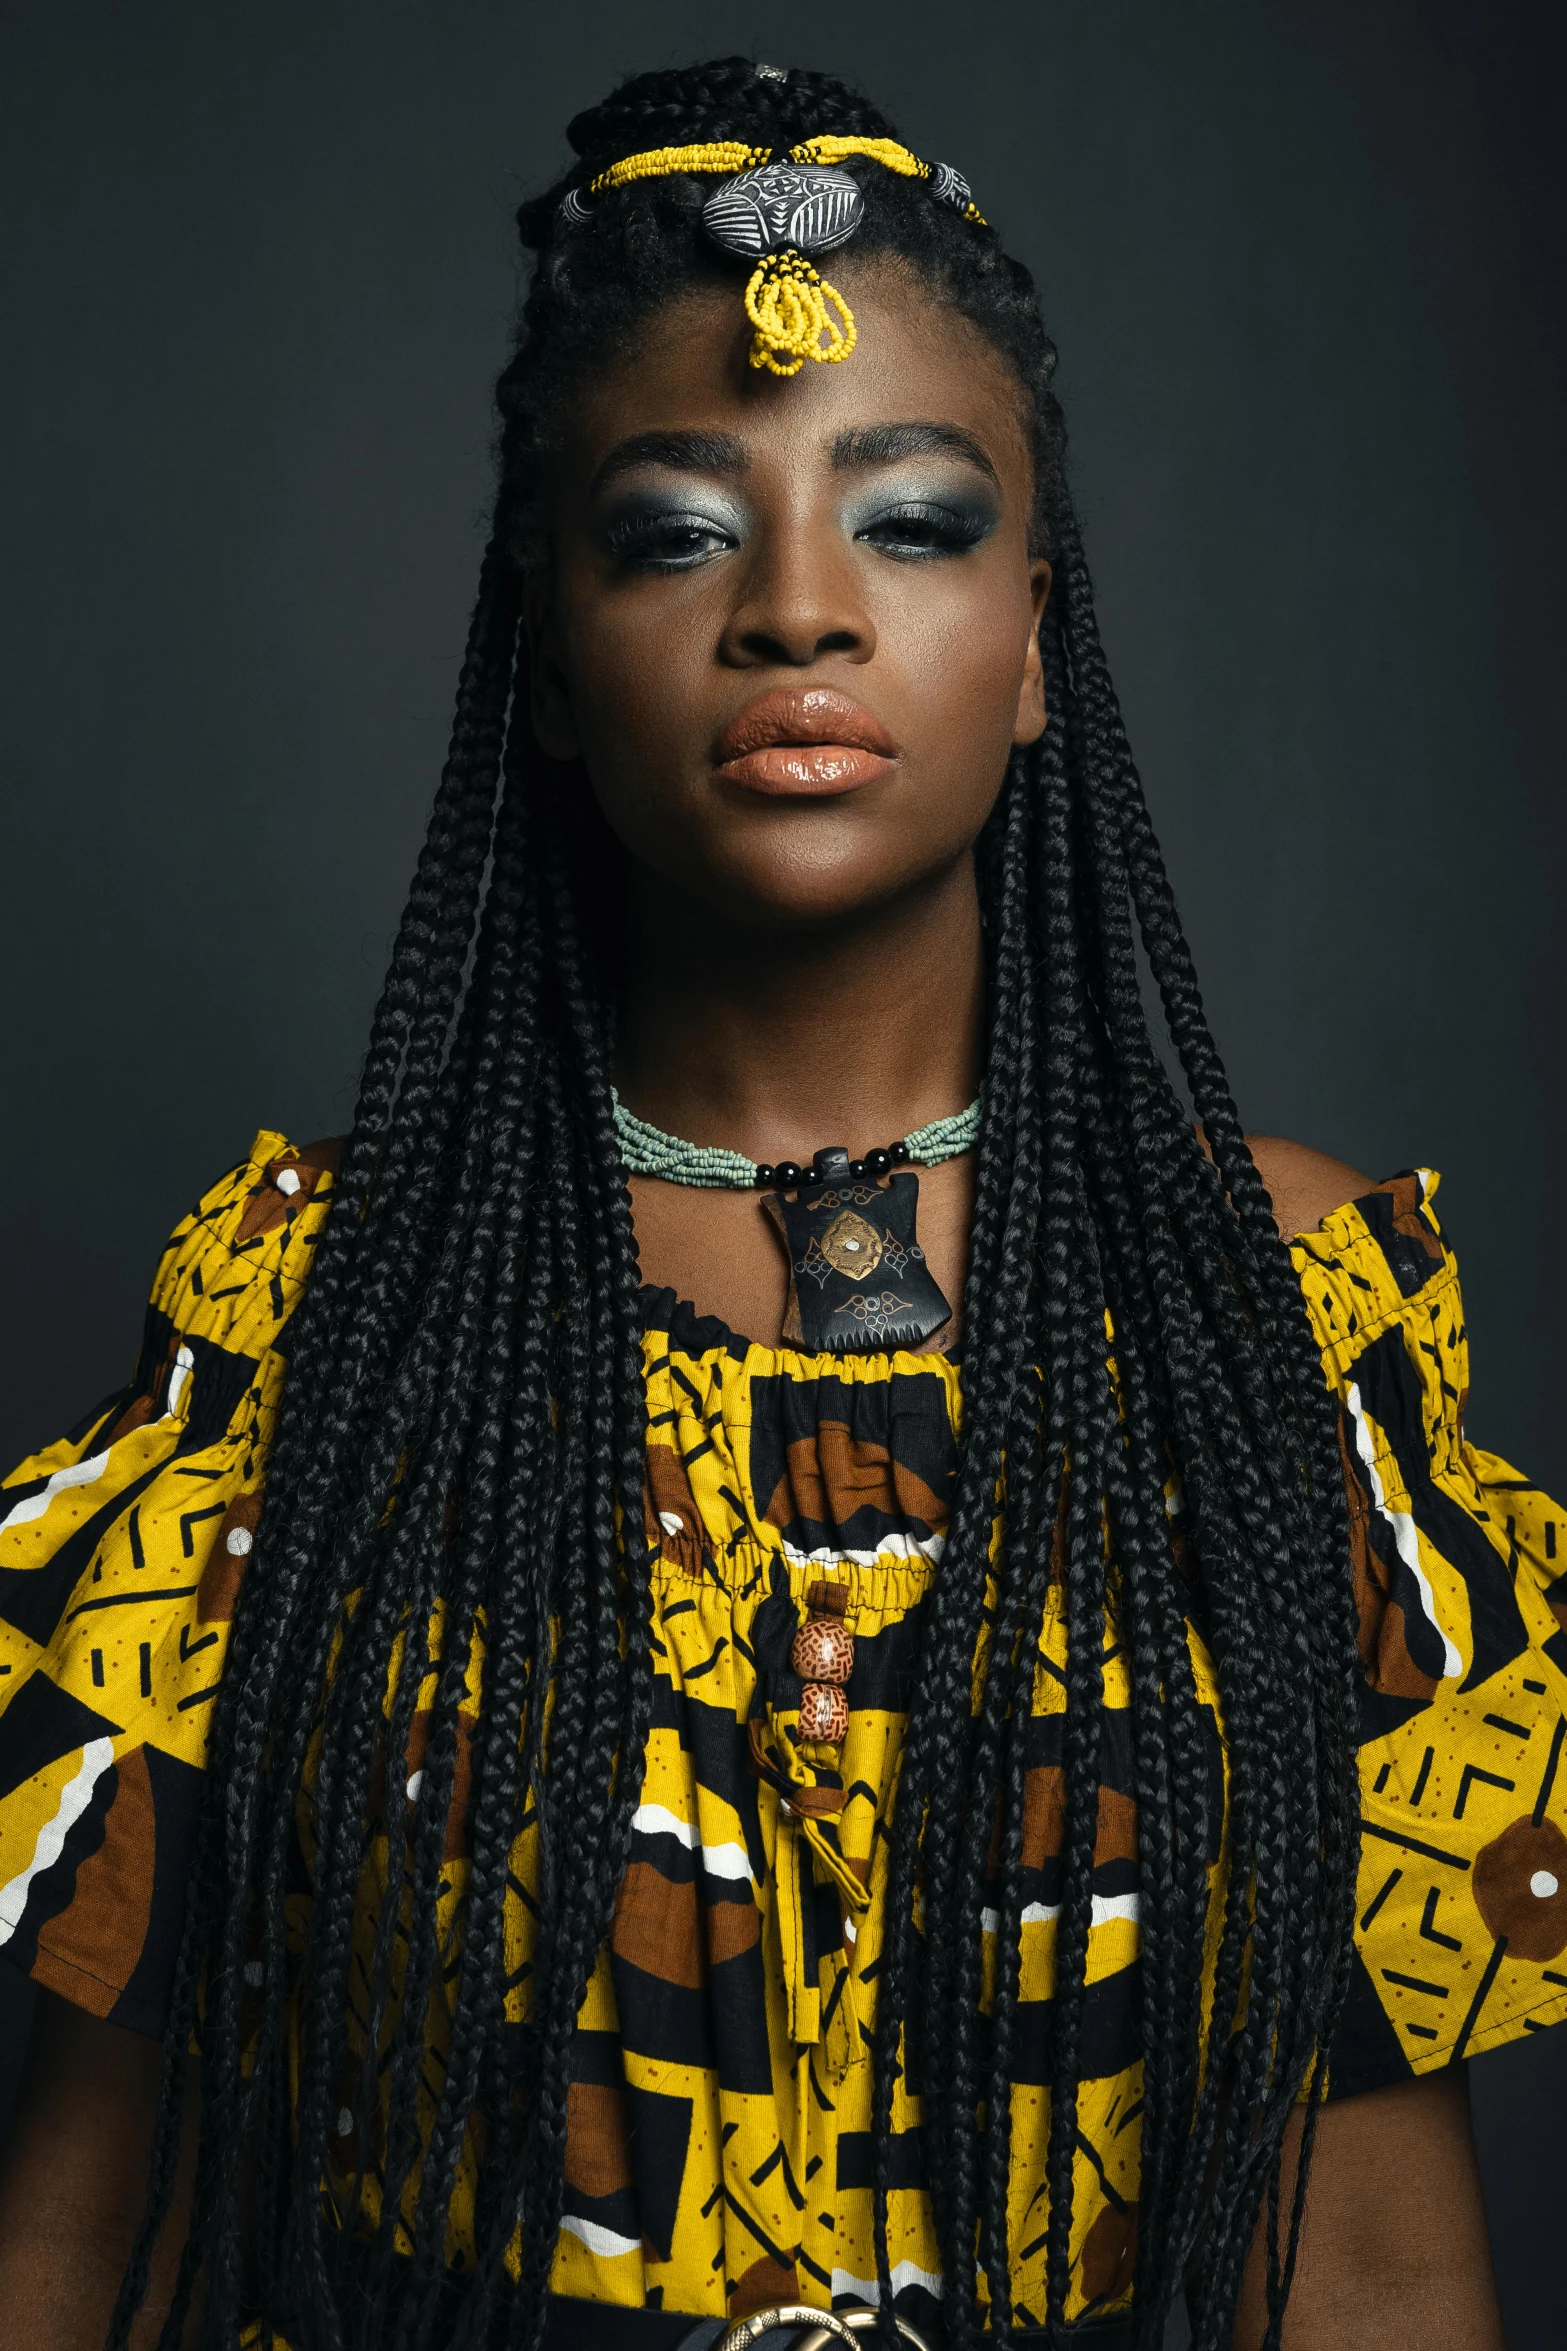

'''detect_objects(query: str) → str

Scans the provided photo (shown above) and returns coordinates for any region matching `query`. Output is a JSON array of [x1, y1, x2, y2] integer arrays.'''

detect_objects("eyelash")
[[854, 501, 993, 560], [602, 496, 994, 573], [604, 513, 737, 571]]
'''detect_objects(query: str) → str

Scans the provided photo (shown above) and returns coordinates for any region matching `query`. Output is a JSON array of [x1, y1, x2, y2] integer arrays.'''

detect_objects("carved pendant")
[[764, 1151, 952, 1354]]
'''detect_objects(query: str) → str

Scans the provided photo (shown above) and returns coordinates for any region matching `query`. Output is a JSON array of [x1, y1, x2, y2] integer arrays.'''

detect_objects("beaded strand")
[[589, 141, 770, 193], [612, 1090, 982, 1189]]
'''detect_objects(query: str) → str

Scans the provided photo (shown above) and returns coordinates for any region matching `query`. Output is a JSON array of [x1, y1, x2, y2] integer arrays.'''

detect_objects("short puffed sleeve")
[[0, 1132, 334, 2035], [1293, 1170, 1567, 2095]]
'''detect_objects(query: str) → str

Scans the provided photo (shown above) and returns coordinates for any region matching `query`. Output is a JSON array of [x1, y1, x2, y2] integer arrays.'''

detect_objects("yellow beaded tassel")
[[743, 248, 857, 376]]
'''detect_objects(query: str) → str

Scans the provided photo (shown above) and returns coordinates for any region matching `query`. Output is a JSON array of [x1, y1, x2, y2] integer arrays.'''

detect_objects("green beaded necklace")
[[611, 1090, 982, 1190]]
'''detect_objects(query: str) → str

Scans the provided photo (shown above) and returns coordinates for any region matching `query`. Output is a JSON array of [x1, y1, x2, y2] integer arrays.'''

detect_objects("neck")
[[614, 854, 985, 1167]]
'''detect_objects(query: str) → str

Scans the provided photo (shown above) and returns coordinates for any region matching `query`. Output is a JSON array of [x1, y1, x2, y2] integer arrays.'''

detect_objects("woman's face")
[[529, 261, 1050, 932]]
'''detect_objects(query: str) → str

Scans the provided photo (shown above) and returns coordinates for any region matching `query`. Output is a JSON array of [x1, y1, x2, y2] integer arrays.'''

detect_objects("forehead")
[[560, 261, 1033, 488]]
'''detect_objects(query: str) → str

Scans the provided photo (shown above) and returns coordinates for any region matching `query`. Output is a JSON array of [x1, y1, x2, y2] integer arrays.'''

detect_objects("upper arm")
[[0, 1990, 200, 2347], [1234, 2068, 1504, 2350], [1244, 1133, 1374, 1242]]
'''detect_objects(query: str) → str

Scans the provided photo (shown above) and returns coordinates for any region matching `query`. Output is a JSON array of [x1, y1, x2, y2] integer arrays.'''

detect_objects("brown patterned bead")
[[791, 1616, 854, 1684], [798, 1681, 849, 1742]]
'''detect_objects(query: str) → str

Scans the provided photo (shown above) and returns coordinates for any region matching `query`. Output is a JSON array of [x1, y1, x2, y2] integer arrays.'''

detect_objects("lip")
[[714, 687, 899, 796]]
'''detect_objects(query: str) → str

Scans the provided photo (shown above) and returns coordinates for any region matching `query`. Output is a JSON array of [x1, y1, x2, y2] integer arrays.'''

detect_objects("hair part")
[[113, 55, 1360, 2351]]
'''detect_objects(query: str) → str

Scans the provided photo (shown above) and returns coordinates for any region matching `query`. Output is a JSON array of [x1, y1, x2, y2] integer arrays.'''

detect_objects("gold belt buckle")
[[714, 2307, 935, 2351]]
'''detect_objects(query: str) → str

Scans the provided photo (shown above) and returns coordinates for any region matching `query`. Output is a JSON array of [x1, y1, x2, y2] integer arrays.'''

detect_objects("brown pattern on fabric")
[[1472, 1817, 1567, 1960], [32, 1744, 157, 2012], [645, 1443, 712, 1570], [1337, 1416, 1440, 1701], [104, 1390, 156, 1445], [1017, 1769, 1139, 1871], [200, 1489, 263, 1622], [1079, 2203, 1138, 2304], [106, 1330, 181, 1443], [565, 2080, 635, 2199], [8, 1144, 1567, 2335], [706, 1897, 762, 1964], [762, 1422, 948, 1545], [1373, 1172, 1444, 1262], [367, 1707, 476, 1860], [612, 1862, 705, 1987], [235, 1153, 326, 1243], [730, 2257, 800, 2317]]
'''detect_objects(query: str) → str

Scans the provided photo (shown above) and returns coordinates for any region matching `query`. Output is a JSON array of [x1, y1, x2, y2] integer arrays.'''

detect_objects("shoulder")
[[1243, 1134, 1374, 1241], [0, 1127, 348, 2032]]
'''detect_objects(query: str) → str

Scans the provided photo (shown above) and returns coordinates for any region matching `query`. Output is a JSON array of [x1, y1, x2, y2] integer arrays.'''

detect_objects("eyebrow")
[[831, 421, 1000, 485], [590, 429, 749, 494]]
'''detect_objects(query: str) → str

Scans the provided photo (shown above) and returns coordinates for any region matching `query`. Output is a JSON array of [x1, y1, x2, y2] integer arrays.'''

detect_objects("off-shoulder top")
[[1, 1134, 1564, 2338]]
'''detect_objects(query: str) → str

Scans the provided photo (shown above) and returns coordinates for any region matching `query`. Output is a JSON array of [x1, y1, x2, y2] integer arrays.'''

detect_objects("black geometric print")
[[0, 1740, 118, 1977], [112, 1743, 206, 2035], [1008, 1963, 1145, 2085], [1326, 1945, 1417, 2099], [1352, 1325, 1531, 1690], [0, 1667, 120, 1798], [747, 1366, 957, 1555], [624, 2084, 695, 2263], [0, 1456, 171, 1647], [1356, 1178, 1446, 1299], [4, 1143, 1567, 2336]]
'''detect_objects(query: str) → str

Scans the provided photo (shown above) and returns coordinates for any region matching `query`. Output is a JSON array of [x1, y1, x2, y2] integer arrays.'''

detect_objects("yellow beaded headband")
[[555, 135, 988, 378]]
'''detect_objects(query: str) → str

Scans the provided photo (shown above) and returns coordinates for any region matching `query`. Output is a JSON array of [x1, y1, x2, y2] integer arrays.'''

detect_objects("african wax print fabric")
[[1, 1134, 1565, 2338]]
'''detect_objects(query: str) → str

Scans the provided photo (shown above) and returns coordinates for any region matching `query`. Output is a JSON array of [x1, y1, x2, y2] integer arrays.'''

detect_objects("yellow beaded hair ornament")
[[563, 130, 987, 377]]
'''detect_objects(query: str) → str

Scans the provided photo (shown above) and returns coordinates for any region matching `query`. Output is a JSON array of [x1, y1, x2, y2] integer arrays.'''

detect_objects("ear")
[[523, 575, 582, 762], [1011, 558, 1052, 748]]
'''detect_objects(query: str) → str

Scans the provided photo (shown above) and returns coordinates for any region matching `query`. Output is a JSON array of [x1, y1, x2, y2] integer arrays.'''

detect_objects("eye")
[[602, 508, 738, 572], [854, 498, 995, 561]]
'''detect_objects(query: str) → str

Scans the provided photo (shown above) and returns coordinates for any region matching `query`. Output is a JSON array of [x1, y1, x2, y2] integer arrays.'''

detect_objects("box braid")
[[108, 57, 1361, 2351]]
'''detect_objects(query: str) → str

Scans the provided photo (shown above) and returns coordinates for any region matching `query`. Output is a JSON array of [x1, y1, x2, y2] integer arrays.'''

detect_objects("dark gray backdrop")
[[2, 4, 1563, 2342]]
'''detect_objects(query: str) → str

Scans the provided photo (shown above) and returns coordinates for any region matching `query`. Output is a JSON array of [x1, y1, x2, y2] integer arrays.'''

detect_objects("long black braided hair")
[[112, 57, 1361, 2351]]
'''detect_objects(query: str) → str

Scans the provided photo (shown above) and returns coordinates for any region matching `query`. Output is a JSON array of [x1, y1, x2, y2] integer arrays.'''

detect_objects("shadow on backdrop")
[[2, 5, 1563, 2343]]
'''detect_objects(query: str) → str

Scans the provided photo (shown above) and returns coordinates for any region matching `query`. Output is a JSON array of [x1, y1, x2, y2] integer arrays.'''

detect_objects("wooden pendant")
[[764, 1151, 952, 1354]]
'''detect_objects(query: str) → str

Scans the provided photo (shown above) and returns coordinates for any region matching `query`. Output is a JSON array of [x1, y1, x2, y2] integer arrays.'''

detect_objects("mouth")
[[713, 687, 899, 796]]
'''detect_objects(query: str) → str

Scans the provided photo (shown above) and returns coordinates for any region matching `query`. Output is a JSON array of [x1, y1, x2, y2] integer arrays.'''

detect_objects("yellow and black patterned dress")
[[2, 1134, 1565, 2335]]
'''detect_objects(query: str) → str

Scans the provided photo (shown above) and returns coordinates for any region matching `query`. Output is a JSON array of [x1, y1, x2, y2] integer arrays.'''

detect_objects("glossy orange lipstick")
[[713, 687, 898, 795]]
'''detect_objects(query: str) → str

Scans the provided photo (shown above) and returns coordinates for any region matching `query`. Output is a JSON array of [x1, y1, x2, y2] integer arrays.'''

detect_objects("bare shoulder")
[[1245, 1133, 1374, 1240]]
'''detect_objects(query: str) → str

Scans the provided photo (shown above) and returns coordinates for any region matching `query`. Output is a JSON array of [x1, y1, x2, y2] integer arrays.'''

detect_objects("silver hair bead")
[[754, 62, 788, 80], [702, 161, 862, 260], [556, 185, 593, 231], [928, 160, 974, 212]]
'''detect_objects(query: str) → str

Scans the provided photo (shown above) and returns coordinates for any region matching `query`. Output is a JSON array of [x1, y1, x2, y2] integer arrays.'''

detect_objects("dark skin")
[[0, 266, 1505, 2347]]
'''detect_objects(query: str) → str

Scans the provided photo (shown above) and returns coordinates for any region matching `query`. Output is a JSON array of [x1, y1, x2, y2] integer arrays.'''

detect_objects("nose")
[[718, 522, 876, 669]]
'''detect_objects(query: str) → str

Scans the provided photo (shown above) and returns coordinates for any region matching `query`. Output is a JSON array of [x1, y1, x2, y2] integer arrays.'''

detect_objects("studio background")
[[3, 4, 1563, 2342]]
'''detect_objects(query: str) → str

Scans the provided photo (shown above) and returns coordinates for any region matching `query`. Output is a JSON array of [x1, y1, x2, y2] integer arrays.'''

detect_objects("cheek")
[[560, 590, 720, 813], [874, 568, 1031, 757]]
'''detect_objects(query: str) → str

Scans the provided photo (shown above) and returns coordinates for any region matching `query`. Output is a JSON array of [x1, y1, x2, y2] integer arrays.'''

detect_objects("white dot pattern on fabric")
[[1530, 1869, 1559, 1899], [226, 1526, 253, 1557], [658, 1511, 685, 1536], [275, 1166, 302, 1196], [406, 1771, 423, 1801]]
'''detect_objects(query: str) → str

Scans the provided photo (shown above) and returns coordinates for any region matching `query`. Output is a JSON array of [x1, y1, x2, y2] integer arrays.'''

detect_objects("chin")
[[694, 845, 952, 934]]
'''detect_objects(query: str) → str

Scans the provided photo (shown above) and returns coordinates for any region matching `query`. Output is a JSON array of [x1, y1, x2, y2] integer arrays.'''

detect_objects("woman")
[[0, 55, 1556, 2351]]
